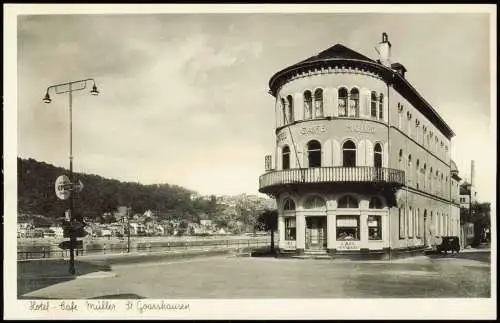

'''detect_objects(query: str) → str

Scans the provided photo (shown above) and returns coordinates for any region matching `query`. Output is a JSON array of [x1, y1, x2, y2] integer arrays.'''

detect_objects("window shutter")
[[366, 140, 374, 167], [331, 88, 338, 117], [332, 139, 341, 166], [323, 87, 333, 117], [323, 139, 332, 166], [362, 90, 369, 117]]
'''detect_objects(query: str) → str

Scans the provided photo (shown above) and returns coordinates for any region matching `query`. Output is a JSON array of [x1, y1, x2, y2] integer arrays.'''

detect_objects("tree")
[[256, 209, 278, 251], [460, 202, 491, 247], [177, 220, 189, 236]]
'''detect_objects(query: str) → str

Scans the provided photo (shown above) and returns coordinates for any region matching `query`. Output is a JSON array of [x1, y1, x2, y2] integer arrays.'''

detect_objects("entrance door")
[[305, 217, 327, 250]]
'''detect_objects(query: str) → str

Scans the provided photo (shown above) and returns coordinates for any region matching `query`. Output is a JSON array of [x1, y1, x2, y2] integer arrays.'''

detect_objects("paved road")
[[18, 250, 490, 299]]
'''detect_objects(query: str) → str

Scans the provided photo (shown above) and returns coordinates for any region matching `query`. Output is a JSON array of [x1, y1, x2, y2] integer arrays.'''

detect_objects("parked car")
[[436, 236, 460, 254]]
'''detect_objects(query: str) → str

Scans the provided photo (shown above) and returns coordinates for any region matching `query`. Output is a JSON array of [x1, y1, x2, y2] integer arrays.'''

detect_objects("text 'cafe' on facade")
[[259, 33, 461, 259]]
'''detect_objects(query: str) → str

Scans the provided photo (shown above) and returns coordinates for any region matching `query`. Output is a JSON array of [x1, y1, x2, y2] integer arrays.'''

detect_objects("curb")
[[19, 271, 117, 280]]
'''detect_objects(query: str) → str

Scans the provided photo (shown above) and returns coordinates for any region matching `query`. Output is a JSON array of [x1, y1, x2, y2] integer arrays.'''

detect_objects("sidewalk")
[[460, 247, 491, 253]]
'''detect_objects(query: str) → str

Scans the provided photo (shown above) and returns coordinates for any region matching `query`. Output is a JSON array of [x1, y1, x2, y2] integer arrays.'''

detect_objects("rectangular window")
[[399, 207, 406, 239], [336, 215, 360, 241], [368, 215, 382, 240], [408, 208, 413, 238], [371, 101, 377, 118], [284, 217, 296, 241], [437, 213, 441, 236], [416, 209, 421, 238]]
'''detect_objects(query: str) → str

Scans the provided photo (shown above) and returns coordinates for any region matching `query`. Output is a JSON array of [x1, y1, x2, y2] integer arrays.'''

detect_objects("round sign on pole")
[[55, 175, 71, 200]]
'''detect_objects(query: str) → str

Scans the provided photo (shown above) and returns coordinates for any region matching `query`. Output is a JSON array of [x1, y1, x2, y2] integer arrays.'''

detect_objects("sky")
[[14, 10, 495, 202]]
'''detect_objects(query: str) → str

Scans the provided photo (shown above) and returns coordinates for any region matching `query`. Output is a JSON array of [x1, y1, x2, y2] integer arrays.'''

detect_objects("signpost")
[[55, 174, 86, 265]]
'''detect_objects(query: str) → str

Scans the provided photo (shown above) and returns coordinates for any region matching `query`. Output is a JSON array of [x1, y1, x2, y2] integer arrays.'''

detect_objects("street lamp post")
[[43, 78, 99, 275]]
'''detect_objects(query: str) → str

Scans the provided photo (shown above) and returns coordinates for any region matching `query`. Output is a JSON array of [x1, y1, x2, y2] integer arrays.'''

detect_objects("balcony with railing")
[[259, 166, 405, 194]]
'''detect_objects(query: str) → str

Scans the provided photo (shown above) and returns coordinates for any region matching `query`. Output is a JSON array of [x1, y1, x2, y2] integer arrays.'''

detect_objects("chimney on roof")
[[391, 62, 407, 78], [375, 32, 391, 67]]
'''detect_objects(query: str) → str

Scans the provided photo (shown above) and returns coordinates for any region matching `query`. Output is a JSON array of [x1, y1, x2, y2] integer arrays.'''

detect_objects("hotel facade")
[[259, 33, 461, 259]]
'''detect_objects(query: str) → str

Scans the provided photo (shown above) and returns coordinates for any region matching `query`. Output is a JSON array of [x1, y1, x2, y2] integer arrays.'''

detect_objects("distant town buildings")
[[17, 193, 275, 239]]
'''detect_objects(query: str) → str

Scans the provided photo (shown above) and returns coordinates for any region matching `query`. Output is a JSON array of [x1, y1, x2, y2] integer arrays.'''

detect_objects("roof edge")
[[268, 57, 455, 139]]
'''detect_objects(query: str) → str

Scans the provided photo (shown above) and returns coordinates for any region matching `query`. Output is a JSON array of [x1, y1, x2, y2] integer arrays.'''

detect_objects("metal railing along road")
[[17, 238, 271, 260], [259, 166, 405, 192]]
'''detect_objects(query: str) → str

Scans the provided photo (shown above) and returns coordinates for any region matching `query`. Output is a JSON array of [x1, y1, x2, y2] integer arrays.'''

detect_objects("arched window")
[[416, 159, 420, 188], [304, 195, 326, 209], [338, 87, 348, 117], [342, 140, 356, 167], [374, 143, 383, 168], [378, 93, 384, 120], [283, 198, 296, 211], [281, 98, 287, 124], [303, 90, 312, 120], [307, 140, 321, 168], [416, 208, 421, 237], [287, 95, 294, 123], [314, 88, 323, 118], [282, 145, 290, 170], [423, 209, 428, 240], [369, 197, 383, 209], [371, 91, 378, 118], [437, 212, 441, 236], [429, 167, 433, 191], [423, 163, 427, 189], [407, 155, 412, 184], [408, 206, 413, 238], [349, 88, 359, 117], [338, 195, 359, 208]]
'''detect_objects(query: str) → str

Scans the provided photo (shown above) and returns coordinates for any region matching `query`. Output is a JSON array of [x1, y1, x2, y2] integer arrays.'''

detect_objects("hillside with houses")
[[17, 158, 276, 239]]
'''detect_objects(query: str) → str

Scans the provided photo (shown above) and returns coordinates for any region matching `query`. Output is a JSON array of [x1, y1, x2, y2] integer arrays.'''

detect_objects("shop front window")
[[368, 215, 382, 240], [284, 217, 296, 241], [336, 215, 360, 241]]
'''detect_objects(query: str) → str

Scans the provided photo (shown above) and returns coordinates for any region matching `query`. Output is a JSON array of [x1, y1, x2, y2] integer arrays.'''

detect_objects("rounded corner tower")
[[259, 33, 461, 259]]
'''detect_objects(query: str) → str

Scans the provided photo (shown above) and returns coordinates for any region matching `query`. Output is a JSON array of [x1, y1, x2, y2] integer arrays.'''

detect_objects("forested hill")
[[17, 157, 201, 223]]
